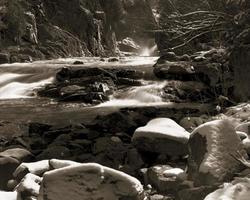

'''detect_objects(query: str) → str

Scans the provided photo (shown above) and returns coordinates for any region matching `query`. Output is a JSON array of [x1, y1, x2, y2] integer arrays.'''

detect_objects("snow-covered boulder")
[[132, 118, 190, 156], [188, 119, 247, 186], [204, 178, 250, 200], [38, 163, 145, 200]]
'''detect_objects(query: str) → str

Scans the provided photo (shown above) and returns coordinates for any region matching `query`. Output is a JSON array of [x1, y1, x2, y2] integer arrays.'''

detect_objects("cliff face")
[[0, 0, 156, 63]]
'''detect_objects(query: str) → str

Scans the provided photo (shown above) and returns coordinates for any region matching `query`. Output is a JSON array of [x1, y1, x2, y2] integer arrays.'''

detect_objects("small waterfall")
[[0, 69, 55, 99], [0, 77, 54, 99], [0, 56, 158, 100], [97, 81, 167, 107], [140, 44, 158, 56]]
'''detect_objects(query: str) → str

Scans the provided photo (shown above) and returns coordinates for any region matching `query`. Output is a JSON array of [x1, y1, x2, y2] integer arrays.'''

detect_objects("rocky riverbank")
[[1, 101, 250, 200], [0, 47, 250, 199]]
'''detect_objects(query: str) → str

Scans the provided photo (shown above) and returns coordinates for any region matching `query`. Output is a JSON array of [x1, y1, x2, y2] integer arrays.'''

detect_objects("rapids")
[[0, 56, 158, 100]]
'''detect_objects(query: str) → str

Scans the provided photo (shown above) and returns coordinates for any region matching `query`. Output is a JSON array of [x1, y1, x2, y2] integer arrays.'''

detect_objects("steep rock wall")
[[0, 0, 156, 62]]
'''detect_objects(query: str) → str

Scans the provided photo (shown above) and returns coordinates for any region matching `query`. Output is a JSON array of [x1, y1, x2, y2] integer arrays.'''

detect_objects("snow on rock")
[[147, 165, 187, 193], [188, 119, 247, 186], [236, 122, 250, 153], [0, 191, 19, 200], [15, 173, 42, 198], [132, 118, 190, 156], [49, 159, 80, 169], [204, 178, 250, 200], [236, 122, 250, 134], [38, 163, 145, 200], [13, 160, 50, 180]]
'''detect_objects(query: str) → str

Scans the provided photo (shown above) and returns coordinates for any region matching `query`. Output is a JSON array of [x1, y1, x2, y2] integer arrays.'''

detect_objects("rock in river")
[[132, 118, 190, 156]]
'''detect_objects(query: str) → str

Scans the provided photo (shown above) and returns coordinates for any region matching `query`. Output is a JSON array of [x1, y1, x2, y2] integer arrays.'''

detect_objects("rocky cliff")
[[0, 0, 156, 63]]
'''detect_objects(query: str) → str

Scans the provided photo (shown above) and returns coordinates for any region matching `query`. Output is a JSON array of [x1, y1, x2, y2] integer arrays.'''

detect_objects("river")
[[0, 56, 213, 125]]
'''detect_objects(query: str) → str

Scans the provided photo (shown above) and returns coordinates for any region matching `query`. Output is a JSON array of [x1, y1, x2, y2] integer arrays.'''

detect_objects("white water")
[[97, 81, 167, 107], [0, 56, 159, 100], [0, 77, 54, 99]]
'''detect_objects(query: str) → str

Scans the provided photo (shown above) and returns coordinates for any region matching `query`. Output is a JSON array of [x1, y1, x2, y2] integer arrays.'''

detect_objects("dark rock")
[[0, 148, 34, 162], [230, 45, 250, 101], [0, 157, 20, 190], [117, 78, 142, 86], [92, 111, 139, 134], [69, 139, 92, 154], [0, 53, 10, 64], [157, 52, 178, 63], [127, 148, 144, 170], [108, 57, 119, 62], [73, 60, 84, 65], [29, 123, 52, 136], [178, 186, 218, 200], [179, 116, 209, 132], [36, 146, 71, 160], [115, 69, 145, 79], [154, 60, 222, 87], [71, 128, 101, 140]]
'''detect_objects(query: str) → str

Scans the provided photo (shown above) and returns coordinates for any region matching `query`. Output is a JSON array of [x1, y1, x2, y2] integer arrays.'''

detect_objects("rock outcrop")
[[0, 0, 157, 62]]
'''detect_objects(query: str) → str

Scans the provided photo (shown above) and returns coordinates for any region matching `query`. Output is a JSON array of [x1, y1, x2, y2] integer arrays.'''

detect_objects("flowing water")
[[0, 56, 172, 124], [0, 56, 212, 124]]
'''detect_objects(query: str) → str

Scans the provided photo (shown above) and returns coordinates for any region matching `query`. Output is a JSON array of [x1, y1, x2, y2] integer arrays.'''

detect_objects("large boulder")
[[188, 119, 247, 186], [132, 118, 190, 156], [38, 163, 145, 200]]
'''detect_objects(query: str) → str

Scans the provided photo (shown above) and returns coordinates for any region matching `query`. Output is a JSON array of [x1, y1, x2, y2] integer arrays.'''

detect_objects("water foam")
[[0, 77, 54, 99], [97, 81, 167, 107]]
